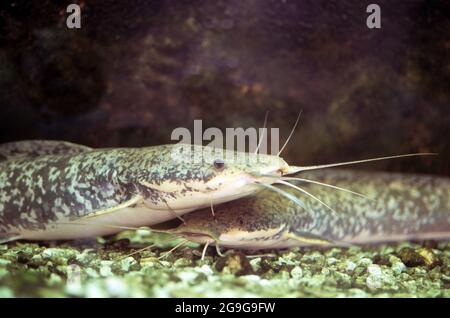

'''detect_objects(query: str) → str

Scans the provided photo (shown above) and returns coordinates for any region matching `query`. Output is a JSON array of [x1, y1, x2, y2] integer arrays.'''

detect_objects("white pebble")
[[290, 266, 303, 279], [177, 271, 198, 282], [345, 261, 357, 272], [366, 264, 383, 289], [327, 257, 338, 265], [358, 258, 373, 267], [367, 264, 382, 277], [392, 262, 406, 275], [366, 275, 382, 289], [195, 264, 214, 276], [99, 265, 113, 277]]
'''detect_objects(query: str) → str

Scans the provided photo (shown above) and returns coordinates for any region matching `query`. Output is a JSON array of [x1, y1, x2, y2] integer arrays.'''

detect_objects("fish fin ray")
[[76, 195, 143, 220]]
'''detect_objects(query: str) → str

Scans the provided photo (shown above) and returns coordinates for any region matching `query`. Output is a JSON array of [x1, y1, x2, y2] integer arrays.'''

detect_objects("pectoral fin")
[[77, 195, 143, 220]]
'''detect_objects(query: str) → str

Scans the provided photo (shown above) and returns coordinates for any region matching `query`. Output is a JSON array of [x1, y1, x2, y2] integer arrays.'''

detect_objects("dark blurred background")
[[0, 0, 448, 175]]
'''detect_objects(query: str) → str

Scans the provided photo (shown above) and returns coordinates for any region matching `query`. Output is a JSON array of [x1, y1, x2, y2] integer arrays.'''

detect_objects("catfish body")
[[174, 170, 450, 248], [0, 140, 291, 241], [0, 143, 151, 238]]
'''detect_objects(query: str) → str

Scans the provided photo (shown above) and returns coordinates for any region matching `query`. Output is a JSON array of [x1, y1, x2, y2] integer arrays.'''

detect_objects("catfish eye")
[[213, 159, 225, 170]]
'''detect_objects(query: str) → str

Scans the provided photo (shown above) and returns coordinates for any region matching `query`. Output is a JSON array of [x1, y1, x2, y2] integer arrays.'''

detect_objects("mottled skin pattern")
[[173, 170, 450, 247], [0, 140, 289, 239], [0, 140, 92, 162]]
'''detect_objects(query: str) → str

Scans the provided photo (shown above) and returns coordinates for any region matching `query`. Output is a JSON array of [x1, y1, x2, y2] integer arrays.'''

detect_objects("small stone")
[[215, 252, 254, 276], [326, 257, 338, 265], [391, 262, 406, 275], [366, 275, 382, 289], [99, 265, 113, 277], [345, 261, 357, 272], [118, 257, 138, 272], [249, 257, 262, 272], [17, 251, 29, 264], [358, 258, 373, 267], [417, 248, 440, 267], [304, 274, 327, 288], [76, 248, 96, 259], [177, 271, 198, 282], [42, 248, 73, 260], [366, 264, 383, 289], [290, 266, 303, 279], [379, 245, 395, 255], [159, 261, 171, 267], [367, 264, 382, 276], [195, 264, 214, 276], [413, 267, 427, 275], [277, 252, 299, 266], [334, 272, 352, 288], [325, 248, 341, 257], [140, 257, 158, 267], [173, 258, 192, 268], [29, 254, 44, 268], [136, 228, 152, 236], [302, 252, 324, 262], [397, 247, 440, 267], [372, 254, 391, 266]]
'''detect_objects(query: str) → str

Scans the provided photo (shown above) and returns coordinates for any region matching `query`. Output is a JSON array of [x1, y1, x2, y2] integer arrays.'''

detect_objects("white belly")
[[19, 205, 195, 240]]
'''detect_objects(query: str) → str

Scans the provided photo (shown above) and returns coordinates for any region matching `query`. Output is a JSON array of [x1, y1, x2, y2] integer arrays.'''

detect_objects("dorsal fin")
[[0, 140, 93, 162]]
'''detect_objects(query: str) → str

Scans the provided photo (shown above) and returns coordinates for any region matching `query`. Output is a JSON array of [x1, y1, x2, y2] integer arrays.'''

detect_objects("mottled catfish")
[[0, 140, 295, 241], [170, 170, 450, 249]]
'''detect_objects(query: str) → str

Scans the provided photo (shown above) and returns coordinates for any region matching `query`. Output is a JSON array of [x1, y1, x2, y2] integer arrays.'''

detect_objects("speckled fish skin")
[[0, 141, 290, 240], [0, 140, 92, 162], [173, 169, 450, 247]]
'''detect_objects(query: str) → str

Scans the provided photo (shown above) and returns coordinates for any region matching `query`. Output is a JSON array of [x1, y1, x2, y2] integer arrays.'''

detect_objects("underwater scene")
[[0, 0, 449, 301]]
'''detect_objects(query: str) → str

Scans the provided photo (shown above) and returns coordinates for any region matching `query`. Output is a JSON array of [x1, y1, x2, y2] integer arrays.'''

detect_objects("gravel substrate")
[[0, 231, 448, 298]]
